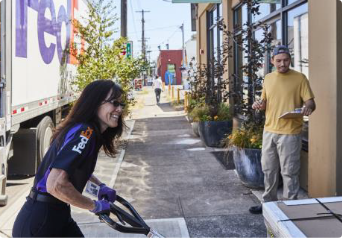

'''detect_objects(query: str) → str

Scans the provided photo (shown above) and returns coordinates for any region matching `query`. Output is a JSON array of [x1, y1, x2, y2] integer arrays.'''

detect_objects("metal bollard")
[[171, 86, 174, 100], [177, 88, 180, 104], [184, 92, 188, 112], [162, 82, 165, 92]]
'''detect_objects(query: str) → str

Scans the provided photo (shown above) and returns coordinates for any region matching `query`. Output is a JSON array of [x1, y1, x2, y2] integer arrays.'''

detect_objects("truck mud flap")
[[8, 128, 37, 176]]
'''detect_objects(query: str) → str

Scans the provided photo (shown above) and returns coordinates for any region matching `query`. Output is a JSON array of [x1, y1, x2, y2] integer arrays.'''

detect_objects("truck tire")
[[36, 116, 54, 169]]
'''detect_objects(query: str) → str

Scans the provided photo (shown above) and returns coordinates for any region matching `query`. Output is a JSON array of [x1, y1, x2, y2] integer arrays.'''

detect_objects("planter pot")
[[232, 147, 264, 189], [191, 122, 200, 137], [198, 121, 232, 147], [186, 115, 194, 123]]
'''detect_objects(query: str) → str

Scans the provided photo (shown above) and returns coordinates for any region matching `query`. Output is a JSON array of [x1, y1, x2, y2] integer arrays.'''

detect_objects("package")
[[263, 197, 342, 237]]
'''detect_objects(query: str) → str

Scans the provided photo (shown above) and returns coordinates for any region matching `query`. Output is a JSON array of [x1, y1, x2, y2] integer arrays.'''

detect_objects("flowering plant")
[[189, 103, 231, 122], [226, 124, 263, 149]]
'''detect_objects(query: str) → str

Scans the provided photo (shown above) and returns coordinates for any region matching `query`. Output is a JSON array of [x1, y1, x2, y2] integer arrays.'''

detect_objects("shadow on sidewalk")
[[157, 103, 175, 112]]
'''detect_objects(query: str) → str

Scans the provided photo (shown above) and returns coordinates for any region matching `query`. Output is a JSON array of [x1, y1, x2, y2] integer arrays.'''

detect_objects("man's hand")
[[252, 100, 266, 111], [98, 183, 116, 203], [90, 200, 111, 215], [302, 99, 316, 116]]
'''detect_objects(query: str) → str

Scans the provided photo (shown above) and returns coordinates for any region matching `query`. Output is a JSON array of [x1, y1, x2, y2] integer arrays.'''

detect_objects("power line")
[[129, 0, 139, 42], [149, 27, 181, 47], [127, 25, 180, 34]]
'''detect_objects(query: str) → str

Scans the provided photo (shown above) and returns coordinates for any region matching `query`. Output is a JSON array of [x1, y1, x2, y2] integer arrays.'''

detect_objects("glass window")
[[270, 20, 282, 72], [287, 3, 308, 78], [213, 26, 218, 60], [218, 3, 223, 21], [270, 20, 282, 46], [234, 4, 248, 29], [252, 2, 281, 23], [254, 29, 267, 78], [288, 0, 299, 5], [213, 7, 218, 24], [207, 4, 222, 88], [235, 35, 248, 80]]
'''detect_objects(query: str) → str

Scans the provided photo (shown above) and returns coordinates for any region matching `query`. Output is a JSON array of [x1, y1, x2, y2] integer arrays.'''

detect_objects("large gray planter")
[[232, 147, 264, 189], [191, 122, 200, 137], [198, 121, 232, 147]]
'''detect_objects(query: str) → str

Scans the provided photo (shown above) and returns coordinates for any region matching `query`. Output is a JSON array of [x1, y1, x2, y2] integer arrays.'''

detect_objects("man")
[[249, 45, 316, 214], [153, 76, 163, 104]]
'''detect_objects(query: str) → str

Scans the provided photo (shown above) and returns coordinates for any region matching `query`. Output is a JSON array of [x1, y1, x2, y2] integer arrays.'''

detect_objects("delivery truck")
[[0, 0, 87, 205]]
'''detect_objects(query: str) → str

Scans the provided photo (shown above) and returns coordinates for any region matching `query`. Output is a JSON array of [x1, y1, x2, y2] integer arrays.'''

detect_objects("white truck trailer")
[[0, 0, 87, 205]]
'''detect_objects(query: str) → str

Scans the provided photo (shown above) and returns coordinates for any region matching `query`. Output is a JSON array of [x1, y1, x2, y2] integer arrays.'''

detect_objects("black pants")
[[12, 197, 83, 237], [155, 88, 161, 103]]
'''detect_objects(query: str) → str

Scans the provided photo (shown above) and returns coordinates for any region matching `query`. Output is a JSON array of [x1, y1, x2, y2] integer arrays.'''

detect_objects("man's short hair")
[[273, 45, 291, 57]]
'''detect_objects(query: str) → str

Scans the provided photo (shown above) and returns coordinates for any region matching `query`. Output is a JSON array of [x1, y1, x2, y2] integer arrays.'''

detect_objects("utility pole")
[[180, 23, 186, 88], [180, 23, 185, 69], [136, 10, 150, 62], [121, 0, 127, 37], [147, 50, 152, 77], [136, 9, 150, 85]]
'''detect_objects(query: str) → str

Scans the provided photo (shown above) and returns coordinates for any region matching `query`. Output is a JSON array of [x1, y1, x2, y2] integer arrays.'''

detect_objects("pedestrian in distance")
[[12, 80, 126, 237], [153, 76, 163, 104], [249, 45, 316, 215]]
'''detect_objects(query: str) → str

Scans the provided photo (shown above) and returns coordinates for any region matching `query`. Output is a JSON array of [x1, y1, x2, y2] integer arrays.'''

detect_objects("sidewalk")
[[0, 87, 267, 237], [75, 87, 266, 237]]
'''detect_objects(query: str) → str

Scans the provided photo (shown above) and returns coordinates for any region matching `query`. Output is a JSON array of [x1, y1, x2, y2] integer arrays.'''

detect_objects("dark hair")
[[52, 80, 125, 157]]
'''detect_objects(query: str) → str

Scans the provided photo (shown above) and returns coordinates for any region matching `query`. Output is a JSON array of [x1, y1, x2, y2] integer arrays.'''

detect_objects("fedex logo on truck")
[[15, 0, 83, 65]]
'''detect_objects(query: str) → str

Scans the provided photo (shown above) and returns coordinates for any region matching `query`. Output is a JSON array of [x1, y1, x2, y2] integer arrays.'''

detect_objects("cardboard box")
[[263, 197, 342, 237]]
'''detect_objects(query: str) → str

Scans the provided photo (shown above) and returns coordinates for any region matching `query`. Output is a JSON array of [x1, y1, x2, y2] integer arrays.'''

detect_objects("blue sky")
[[112, 0, 194, 62]]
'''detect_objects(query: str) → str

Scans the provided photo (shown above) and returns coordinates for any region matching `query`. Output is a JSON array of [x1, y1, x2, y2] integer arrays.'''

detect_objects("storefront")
[[196, 0, 342, 197]]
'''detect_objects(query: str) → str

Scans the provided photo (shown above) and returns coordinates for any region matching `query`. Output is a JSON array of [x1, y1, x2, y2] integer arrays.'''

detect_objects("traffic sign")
[[126, 41, 133, 58]]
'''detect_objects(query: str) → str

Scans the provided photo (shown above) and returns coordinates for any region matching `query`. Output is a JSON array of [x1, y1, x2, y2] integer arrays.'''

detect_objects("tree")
[[71, 0, 144, 107]]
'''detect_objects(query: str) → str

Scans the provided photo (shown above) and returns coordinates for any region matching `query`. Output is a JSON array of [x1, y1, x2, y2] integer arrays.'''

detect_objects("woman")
[[13, 80, 126, 237]]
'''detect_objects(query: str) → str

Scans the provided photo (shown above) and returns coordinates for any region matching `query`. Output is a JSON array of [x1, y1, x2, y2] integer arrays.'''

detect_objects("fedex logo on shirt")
[[72, 127, 93, 154]]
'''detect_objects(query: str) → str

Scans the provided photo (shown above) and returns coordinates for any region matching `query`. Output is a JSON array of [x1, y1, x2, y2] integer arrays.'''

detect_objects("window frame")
[[206, 3, 223, 100]]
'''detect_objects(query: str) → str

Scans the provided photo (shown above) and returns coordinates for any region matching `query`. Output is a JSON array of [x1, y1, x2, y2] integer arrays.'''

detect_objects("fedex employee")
[[13, 80, 126, 237]]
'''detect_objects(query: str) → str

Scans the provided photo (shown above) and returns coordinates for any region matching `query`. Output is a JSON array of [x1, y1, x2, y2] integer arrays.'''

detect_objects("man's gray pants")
[[261, 131, 302, 202]]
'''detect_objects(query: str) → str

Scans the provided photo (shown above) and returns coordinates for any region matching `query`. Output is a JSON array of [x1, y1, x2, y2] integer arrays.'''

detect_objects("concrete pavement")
[[85, 87, 266, 237], [0, 86, 267, 237]]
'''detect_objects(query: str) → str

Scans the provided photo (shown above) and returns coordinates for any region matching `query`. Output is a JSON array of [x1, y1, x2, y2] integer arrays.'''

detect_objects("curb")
[[108, 120, 136, 188]]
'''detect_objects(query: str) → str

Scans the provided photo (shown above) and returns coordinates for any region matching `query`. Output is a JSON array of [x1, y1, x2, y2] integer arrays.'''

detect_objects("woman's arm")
[[89, 174, 103, 186], [46, 168, 95, 210]]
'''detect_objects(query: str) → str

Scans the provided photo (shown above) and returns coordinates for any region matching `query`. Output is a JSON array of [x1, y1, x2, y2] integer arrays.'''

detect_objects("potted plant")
[[186, 22, 233, 147], [188, 99, 207, 137], [226, 124, 264, 189], [224, 0, 273, 188], [197, 103, 232, 147]]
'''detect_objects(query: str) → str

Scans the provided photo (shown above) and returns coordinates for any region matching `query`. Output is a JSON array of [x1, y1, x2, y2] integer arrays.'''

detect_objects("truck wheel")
[[36, 116, 54, 169]]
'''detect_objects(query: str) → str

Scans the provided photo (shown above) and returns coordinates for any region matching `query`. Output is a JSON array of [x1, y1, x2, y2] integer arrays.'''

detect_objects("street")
[[0, 87, 266, 237]]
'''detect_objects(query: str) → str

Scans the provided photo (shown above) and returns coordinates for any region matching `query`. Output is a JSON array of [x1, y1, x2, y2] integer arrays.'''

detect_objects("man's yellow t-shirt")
[[261, 69, 315, 135]]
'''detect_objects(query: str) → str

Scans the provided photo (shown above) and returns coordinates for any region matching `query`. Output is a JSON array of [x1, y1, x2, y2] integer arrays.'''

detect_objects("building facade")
[[157, 50, 183, 85], [196, 0, 342, 197]]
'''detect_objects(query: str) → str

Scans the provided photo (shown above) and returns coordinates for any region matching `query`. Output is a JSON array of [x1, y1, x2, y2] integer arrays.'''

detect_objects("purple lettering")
[[38, 0, 57, 64], [15, 0, 39, 58], [15, 0, 72, 65], [28, 0, 39, 11], [15, 0, 28, 57], [56, 5, 70, 64]]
